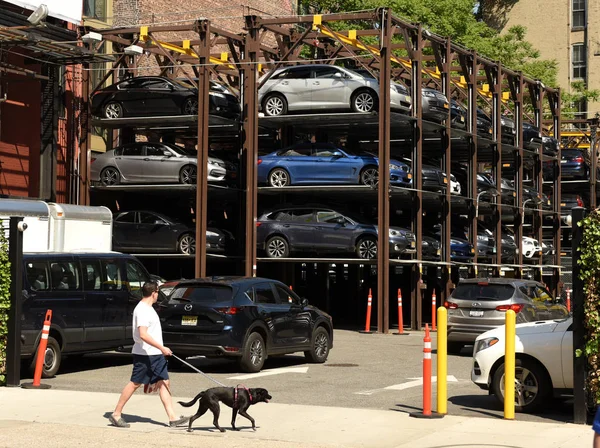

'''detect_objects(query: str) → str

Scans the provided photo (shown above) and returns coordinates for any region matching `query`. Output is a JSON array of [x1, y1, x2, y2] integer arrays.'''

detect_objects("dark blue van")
[[21, 252, 152, 377]]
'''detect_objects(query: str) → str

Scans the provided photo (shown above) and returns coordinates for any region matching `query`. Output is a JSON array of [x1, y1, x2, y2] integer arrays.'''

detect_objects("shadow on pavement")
[[102, 411, 166, 427], [20, 352, 133, 379]]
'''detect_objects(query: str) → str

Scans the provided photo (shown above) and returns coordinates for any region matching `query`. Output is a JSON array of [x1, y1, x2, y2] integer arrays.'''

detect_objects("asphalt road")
[[27, 329, 573, 424]]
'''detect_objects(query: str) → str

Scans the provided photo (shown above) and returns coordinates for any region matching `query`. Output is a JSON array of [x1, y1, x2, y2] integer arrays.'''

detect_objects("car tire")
[[239, 332, 266, 373], [179, 165, 197, 184], [183, 97, 198, 115], [265, 236, 289, 258], [356, 236, 377, 259], [360, 166, 379, 187], [491, 358, 551, 413], [103, 101, 123, 119], [351, 89, 378, 113], [100, 167, 121, 186], [177, 233, 196, 255], [304, 327, 330, 363], [447, 342, 464, 354], [29, 336, 61, 378], [268, 168, 290, 187], [263, 93, 288, 116]]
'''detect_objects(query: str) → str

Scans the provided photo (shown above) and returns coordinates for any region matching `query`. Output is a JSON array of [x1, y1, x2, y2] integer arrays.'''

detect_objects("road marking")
[[228, 366, 309, 380], [355, 375, 459, 395]]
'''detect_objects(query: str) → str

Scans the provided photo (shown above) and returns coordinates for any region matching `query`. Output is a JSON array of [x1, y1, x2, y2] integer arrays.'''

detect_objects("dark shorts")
[[130, 354, 169, 385], [593, 407, 600, 434]]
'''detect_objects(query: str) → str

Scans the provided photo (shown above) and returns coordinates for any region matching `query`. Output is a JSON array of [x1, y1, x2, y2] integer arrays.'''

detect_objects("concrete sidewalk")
[[0, 387, 593, 448]]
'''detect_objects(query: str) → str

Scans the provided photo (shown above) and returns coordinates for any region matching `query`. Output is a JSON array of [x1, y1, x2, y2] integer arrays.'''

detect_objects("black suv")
[[159, 277, 333, 372]]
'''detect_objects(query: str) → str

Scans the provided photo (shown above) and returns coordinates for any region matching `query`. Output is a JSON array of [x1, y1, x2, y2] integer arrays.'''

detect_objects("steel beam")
[[194, 19, 210, 278], [376, 8, 392, 334], [551, 90, 562, 296], [243, 15, 260, 278], [79, 62, 91, 205]]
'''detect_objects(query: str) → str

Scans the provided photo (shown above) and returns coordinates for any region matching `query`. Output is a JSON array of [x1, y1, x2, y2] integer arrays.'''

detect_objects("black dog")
[[178, 386, 271, 433]]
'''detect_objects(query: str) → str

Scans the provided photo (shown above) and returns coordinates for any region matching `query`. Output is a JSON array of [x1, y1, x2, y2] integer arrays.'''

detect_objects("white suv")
[[471, 317, 573, 413]]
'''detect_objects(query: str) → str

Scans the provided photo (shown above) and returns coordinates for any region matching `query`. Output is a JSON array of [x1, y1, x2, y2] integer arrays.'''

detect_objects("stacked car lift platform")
[[83, 9, 562, 332]]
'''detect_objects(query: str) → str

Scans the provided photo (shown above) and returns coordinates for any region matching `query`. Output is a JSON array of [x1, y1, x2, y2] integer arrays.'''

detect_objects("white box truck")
[[0, 199, 112, 252]]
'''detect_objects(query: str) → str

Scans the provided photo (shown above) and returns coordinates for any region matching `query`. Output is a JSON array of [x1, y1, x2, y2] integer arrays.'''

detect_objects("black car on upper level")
[[450, 100, 493, 138], [256, 206, 416, 259], [477, 110, 516, 145], [112, 211, 229, 255], [91, 76, 240, 119], [522, 121, 543, 151], [159, 276, 333, 372]]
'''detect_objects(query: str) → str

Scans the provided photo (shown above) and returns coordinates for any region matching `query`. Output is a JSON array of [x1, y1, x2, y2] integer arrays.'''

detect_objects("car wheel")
[[491, 358, 550, 413], [268, 168, 290, 187], [100, 167, 121, 186], [183, 97, 198, 115], [179, 165, 197, 184], [263, 94, 288, 116], [351, 89, 377, 113], [29, 336, 61, 378], [103, 101, 123, 119], [356, 236, 377, 259], [360, 166, 379, 187], [304, 327, 330, 363], [239, 332, 266, 373], [177, 233, 196, 255], [266, 236, 289, 258]]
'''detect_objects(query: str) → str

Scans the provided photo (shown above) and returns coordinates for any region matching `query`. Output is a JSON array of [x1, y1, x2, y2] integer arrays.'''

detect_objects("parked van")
[[21, 252, 153, 377]]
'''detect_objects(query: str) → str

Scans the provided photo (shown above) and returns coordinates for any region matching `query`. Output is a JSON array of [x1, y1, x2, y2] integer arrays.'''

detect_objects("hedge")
[[0, 225, 10, 386]]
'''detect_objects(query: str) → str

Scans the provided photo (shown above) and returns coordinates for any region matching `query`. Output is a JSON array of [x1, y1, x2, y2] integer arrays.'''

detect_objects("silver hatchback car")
[[445, 278, 568, 353], [91, 142, 228, 186], [258, 64, 412, 116]]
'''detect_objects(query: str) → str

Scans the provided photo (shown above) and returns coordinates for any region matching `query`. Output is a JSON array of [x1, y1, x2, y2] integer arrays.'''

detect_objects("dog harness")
[[233, 384, 252, 409]]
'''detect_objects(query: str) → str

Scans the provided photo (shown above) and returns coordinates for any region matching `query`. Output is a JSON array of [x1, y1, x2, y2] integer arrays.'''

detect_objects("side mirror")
[[301, 297, 309, 307], [163, 150, 172, 157], [332, 151, 344, 158], [154, 220, 165, 225], [335, 216, 346, 225], [333, 72, 344, 78]]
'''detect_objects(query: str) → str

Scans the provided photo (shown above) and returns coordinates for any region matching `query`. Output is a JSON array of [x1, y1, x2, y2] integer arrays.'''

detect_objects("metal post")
[[441, 38, 452, 300], [494, 67, 504, 276], [571, 206, 586, 424], [6, 217, 24, 387], [552, 90, 562, 296], [376, 8, 392, 334], [194, 19, 211, 278], [79, 63, 91, 206], [469, 53, 479, 278], [589, 114, 599, 210], [243, 15, 260, 278]]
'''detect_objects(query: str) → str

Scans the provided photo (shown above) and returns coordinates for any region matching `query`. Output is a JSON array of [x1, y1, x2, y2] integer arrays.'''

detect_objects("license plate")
[[471, 248, 475, 253], [443, 103, 449, 109], [443, 178, 448, 184], [407, 173, 412, 179], [410, 241, 416, 248], [436, 249, 441, 255], [561, 203, 566, 206], [561, 160, 567, 163], [492, 247, 497, 253], [470, 310, 484, 317], [503, 163, 510, 167], [460, 117, 465, 123], [181, 316, 197, 326]]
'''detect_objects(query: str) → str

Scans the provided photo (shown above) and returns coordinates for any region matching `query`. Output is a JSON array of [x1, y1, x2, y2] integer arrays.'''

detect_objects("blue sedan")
[[257, 142, 411, 187]]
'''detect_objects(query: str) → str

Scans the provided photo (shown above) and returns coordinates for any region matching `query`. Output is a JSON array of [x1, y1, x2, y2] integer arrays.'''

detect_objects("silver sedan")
[[258, 64, 412, 116], [90, 142, 227, 186]]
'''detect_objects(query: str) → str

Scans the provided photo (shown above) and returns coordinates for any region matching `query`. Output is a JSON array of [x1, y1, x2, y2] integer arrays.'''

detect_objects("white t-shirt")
[[132, 301, 163, 356]]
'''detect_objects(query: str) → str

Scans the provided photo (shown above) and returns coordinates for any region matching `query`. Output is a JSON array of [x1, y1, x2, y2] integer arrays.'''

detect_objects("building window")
[[574, 99, 587, 123], [84, 0, 107, 21], [572, 0, 586, 29], [572, 43, 586, 80]]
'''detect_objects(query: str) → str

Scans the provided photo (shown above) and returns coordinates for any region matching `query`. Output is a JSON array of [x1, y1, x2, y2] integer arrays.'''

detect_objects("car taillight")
[[573, 156, 584, 163], [215, 307, 242, 315], [91, 157, 96, 163], [577, 196, 584, 207], [495, 304, 524, 313], [444, 301, 458, 309], [256, 222, 262, 227], [257, 159, 262, 165]]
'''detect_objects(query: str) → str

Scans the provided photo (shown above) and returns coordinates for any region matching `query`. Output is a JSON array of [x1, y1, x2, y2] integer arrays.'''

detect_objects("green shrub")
[[0, 225, 11, 386]]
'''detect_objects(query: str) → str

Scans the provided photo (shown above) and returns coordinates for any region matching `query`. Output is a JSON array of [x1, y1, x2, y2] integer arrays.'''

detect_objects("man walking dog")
[[109, 281, 188, 428]]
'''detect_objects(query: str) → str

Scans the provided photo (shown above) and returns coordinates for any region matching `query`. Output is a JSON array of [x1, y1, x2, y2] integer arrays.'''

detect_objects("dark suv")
[[257, 207, 416, 259], [159, 277, 333, 372]]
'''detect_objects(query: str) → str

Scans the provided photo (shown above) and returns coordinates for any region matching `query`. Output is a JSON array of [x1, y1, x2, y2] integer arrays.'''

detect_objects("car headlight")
[[389, 163, 401, 170], [211, 92, 227, 99], [389, 229, 399, 237], [474, 337, 499, 354], [423, 90, 436, 98], [206, 231, 219, 237]]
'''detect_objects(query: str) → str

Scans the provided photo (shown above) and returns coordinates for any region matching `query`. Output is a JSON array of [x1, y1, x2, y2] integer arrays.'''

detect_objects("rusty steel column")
[[410, 26, 424, 330], [512, 73, 523, 274], [552, 89, 562, 296], [377, 8, 392, 333], [243, 15, 260, 278], [79, 63, 91, 205], [533, 80, 544, 278], [469, 53, 479, 279], [194, 19, 211, 278], [493, 68, 504, 277], [441, 38, 452, 300]]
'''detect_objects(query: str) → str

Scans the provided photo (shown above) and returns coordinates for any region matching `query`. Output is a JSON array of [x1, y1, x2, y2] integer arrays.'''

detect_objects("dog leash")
[[171, 354, 227, 387]]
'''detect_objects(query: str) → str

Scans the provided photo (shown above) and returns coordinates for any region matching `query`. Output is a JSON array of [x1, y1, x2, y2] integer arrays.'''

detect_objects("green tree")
[[0, 226, 10, 386]]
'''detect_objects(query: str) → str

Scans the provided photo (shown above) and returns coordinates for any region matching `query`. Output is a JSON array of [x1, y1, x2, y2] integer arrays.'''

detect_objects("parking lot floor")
[[0, 387, 593, 448]]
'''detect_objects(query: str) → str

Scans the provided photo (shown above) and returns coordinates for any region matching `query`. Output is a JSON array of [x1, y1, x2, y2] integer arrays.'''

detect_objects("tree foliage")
[[301, 0, 557, 87], [0, 226, 10, 386], [577, 210, 600, 404]]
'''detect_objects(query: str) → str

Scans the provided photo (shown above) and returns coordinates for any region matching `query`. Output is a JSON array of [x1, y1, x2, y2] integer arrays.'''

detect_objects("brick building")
[[480, 0, 600, 121]]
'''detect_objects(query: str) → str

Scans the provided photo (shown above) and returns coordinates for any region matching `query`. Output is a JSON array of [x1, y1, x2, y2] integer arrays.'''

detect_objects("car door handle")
[[144, 158, 150, 161], [313, 81, 320, 85], [115, 157, 121, 160], [282, 224, 290, 228], [281, 81, 289, 85]]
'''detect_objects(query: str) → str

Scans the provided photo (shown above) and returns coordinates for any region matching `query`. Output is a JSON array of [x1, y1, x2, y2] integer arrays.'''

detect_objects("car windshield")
[[168, 285, 233, 304], [348, 68, 375, 79], [452, 283, 515, 301], [342, 147, 376, 157], [163, 143, 196, 157]]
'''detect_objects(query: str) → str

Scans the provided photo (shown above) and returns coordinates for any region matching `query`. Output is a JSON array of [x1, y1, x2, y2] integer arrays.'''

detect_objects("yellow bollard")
[[437, 306, 447, 414], [504, 309, 516, 420]]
